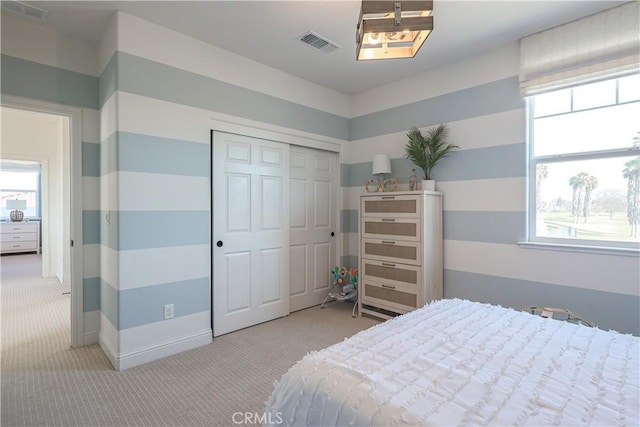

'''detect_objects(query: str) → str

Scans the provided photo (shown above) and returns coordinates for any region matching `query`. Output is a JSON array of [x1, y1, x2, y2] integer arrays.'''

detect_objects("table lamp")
[[7, 199, 27, 222]]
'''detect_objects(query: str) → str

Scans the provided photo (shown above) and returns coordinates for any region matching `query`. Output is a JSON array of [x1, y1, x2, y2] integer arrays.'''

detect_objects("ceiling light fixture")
[[356, 1, 433, 61]]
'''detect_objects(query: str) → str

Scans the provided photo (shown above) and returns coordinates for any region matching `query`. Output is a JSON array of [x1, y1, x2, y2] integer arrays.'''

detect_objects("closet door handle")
[[216, 241, 223, 247]]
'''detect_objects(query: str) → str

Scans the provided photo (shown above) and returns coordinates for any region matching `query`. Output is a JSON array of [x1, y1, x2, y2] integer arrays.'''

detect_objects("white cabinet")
[[0, 221, 40, 254], [359, 192, 442, 320]]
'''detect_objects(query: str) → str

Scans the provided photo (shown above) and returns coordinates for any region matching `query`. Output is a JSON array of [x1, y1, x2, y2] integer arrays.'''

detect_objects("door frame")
[[1, 94, 84, 348]]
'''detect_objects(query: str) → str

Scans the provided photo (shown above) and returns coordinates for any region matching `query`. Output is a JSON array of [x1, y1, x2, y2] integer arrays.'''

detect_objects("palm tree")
[[569, 172, 598, 224], [623, 157, 640, 238], [569, 172, 587, 223], [582, 175, 598, 223], [536, 164, 548, 210]]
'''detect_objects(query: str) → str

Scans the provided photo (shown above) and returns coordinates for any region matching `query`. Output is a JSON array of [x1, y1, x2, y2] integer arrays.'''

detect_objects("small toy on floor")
[[322, 266, 358, 317]]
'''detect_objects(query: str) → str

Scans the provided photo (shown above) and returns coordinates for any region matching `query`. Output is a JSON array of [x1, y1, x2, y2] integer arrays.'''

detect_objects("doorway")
[[0, 98, 83, 348]]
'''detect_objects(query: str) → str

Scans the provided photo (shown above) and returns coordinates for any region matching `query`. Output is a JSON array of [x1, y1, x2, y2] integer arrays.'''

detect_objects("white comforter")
[[265, 299, 639, 426]]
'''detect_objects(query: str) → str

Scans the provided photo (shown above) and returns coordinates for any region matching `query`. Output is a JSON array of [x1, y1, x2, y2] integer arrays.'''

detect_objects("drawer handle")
[[12, 228, 20, 231], [13, 245, 20, 248], [13, 236, 20, 239], [382, 262, 396, 267], [382, 284, 396, 289], [381, 218, 395, 222], [381, 196, 396, 200], [381, 241, 395, 245]]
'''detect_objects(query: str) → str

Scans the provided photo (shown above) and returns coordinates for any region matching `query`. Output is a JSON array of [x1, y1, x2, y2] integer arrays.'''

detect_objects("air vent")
[[299, 31, 341, 53], [2, 1, 48, 22]]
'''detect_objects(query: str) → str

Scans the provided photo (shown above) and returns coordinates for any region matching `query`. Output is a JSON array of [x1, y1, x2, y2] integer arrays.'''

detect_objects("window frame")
[[526, 77, 640, 252], [0, 169, 42, 220]]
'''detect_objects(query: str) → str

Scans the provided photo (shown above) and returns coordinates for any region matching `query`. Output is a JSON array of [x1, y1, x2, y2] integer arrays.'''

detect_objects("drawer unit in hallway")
[[359, 192, 442, 320], [0, 221, 40, 254]]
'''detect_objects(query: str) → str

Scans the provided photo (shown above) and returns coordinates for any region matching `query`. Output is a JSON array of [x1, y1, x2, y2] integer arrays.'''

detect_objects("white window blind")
[[520, 2, 639, 96]]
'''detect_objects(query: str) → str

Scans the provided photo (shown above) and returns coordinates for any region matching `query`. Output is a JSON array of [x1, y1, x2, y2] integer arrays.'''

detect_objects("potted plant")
[[404, 124, 458, 190]]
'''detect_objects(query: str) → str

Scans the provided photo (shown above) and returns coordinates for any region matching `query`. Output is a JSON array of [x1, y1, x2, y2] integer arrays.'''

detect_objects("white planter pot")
[[421, 180, 435, 191]]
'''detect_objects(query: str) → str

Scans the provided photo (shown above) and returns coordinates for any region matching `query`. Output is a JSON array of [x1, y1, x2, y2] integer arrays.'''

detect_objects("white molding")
[[1, 94, 84, 348], [105, 329, 212, 371], [518, 241, 640, 257], [209, 113, 343, 153], [84, 331, 99, 346], [117, 329, 211, 371], [83, 311, 100, 345]]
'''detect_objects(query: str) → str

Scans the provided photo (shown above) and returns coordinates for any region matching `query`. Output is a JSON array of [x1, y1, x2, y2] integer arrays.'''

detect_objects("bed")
[[265, 299, 639, 426]]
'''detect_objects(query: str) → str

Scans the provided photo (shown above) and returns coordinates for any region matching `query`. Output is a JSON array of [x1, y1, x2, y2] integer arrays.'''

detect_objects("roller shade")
[[519, 2, 639, 96]]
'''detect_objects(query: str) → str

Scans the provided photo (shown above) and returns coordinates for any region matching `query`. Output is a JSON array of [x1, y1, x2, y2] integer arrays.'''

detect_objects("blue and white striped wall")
[[1, 13, 103, 344], [96, 12, 349, 369], [341, 43, 639, 335], [3, 9, 637, 375]]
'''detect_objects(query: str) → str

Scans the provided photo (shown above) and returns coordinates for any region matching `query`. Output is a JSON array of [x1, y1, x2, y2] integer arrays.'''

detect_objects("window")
[[0, 161, 42, 220], [528, 74, 640, 250]]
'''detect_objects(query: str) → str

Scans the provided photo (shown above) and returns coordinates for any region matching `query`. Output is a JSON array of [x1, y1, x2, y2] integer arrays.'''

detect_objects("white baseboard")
[[83, 331, 99, 345], [101, 329, 212, 371], [82, 311, 101, 346]]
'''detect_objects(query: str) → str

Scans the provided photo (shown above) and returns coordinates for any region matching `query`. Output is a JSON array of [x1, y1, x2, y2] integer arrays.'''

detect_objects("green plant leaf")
[[404, 124, 458, 180]]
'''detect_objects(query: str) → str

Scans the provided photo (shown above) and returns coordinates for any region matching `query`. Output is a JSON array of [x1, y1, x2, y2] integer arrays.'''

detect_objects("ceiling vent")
[[299, 31, 341, 53], [2, 1, 48, 22]]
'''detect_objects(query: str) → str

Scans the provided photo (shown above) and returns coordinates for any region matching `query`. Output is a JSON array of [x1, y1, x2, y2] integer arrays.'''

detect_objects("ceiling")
[[17, 0, 628, 95]]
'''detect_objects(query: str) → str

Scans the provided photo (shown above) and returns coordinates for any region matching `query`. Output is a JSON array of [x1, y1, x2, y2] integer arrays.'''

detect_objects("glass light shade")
[[372, 154, 391, 175], [357, 1, 433, 60]]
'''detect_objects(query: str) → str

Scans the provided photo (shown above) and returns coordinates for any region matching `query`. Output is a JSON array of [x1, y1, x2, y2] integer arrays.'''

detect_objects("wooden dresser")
[[0, 221, 40, 255], [359, 191, 442, 320]]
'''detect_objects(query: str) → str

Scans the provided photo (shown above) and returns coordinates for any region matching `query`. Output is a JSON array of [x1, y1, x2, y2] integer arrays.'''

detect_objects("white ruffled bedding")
[[265, 299, 639, 426]]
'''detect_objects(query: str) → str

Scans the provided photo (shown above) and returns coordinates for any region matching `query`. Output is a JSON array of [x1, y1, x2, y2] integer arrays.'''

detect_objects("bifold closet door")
[[212, 131, 290, 336], [289, 146, 338, 312]]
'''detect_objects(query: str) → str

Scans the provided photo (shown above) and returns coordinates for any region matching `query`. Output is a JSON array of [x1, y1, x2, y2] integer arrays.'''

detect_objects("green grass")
[[540, 211, 638, 242]]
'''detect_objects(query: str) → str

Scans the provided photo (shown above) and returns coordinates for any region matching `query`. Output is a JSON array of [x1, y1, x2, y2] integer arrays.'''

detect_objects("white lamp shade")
[[6, 199, 27, 210], [372, 154, 391, 175]]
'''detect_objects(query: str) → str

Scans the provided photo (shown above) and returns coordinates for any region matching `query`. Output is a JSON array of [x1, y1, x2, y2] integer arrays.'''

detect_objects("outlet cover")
[[163, 304, 174, 320]]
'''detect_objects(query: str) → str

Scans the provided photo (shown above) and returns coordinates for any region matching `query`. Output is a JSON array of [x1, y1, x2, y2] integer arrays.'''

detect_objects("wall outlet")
[[163, 304, 174, 320]]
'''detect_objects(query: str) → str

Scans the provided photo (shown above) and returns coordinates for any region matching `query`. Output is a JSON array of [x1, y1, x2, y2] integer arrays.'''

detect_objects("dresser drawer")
[[361, 279, 417, 312], [362, 238, 421, 265], [1, 222, 38, 234], [362, 217, 421, 241], [362, 258, 421, 288], [1, 241, 37, 252], [361, 195, 421, 218], [0, 232, 36, 243]]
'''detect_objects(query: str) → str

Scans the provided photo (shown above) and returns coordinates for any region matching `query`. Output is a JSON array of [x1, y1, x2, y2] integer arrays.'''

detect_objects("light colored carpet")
[[1, 254, 378, 426]]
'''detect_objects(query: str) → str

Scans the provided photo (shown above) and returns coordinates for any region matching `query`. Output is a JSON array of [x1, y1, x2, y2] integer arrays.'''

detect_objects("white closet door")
[[213, 131, 290, 336], [289, 146, 338, 312]]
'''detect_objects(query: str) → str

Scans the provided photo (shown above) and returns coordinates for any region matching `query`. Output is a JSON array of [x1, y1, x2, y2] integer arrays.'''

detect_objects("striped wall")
[[341, 44, 640, 335], [3, 8, 637, 375], [96, 12, 349, 369], [1, 13, 102, 345]]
